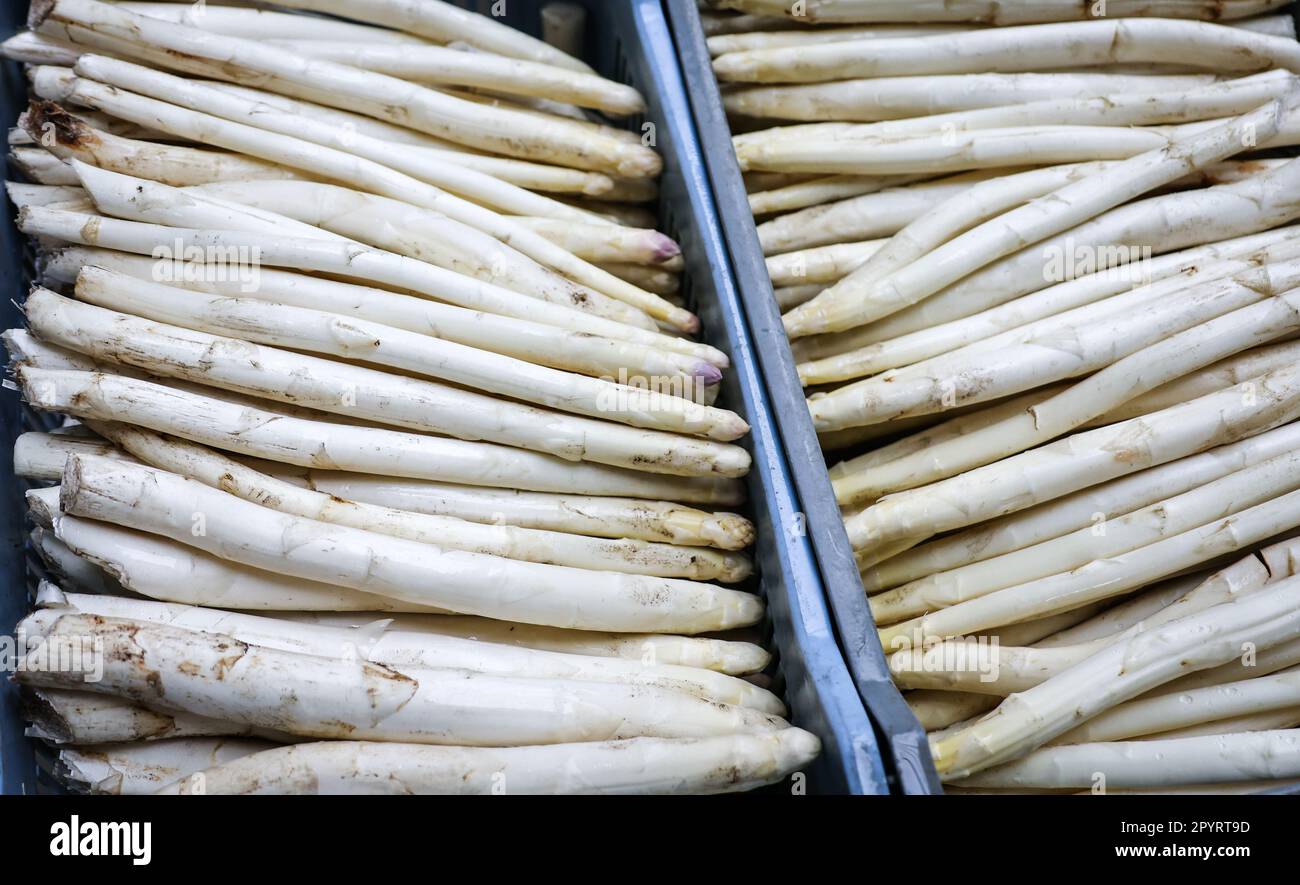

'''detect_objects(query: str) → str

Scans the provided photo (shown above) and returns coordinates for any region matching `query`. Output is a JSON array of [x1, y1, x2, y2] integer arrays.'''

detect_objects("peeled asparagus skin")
[[57, 455, 765, 634], [154, 731, 821, 795], [16, 612, 786, 744]]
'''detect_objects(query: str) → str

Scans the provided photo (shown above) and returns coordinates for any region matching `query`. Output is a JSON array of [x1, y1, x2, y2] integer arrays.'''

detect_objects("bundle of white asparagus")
[[0, 0, 821, 794], [703, 0, 1300, 792]]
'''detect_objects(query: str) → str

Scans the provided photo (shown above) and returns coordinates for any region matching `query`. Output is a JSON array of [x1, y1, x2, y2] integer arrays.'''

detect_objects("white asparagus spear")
[[798, 223, 1300, 382], [832, 387, 1063, 486], [1142, 706, 1300, 741], [813, 264, 1300, 434], [1, 29, 79, 64], [755, 174, 988, 255], [284, 611, 771, 676], [34, 0, 655, 174], [21, 293, 749, 478], [25, 487, 450, 614], [1082, 338, 1300, 426], [155, 732, 820, 795], [16, 105, 305, 184], [56, 737, 275, 795], [40, 246, 718, 387], [908, 692, 998, 733], [261, 0, 595, 73], [749, 175, 917, 216], [787, 161, 1115, 342], [30, 488, 768, 675], [828, 71, 1298, 139], [10, 145, 78, 184], [49, 55, 627, 225], [889, 554, 1272, 693], [848, 362, 1300, 550], [724, 72, 1220, 122], [58, 455, 764, 633], [765, 240, 885, 287], [975, 604, 1113, 649], [83, 418, 751, 582], [511, 217, 682, 267], [928, 577, 1300, 780], [14, 430, 753, 549], [69, 266, 742, 441], [45, 588, 779, 713], [872, 451, 1300, 625], [17, 611, 786, 744], [786, 100, 1288, 337], [29, 86, 678, 332], [18, 206, 721, 365], [711, 0, 1287, 25], [164, 78, 618, 199], [113, 2, 435, 44], [811, 160, 1300, 371], [1055, 666, 1300, 744], [837, 292, 1300, 500], [712, 18, 1300, 83], [10, 338, 741, 503], [263, 41, 642, 115], [21, 687, 291, 745], [805, 202, 1300, 377], [708, 24, 976, 55], [878, 485, 1300, 650], [952, 730, 1300, 790], [1033, 573, 1218, 649], [734, 118, 1300, 176], [30, 524, 123, 597], [867, 423, 1300, 592]]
